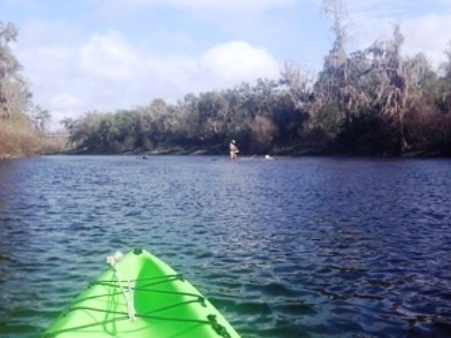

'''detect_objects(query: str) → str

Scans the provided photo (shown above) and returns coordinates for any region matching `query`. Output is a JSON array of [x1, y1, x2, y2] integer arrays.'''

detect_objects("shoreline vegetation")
[[63, 143, 448, 158], [2, 1, 451, 160]]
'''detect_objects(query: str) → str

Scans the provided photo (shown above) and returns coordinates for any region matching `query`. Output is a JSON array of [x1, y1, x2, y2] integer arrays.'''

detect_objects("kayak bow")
[[43, 248, 241, 338]]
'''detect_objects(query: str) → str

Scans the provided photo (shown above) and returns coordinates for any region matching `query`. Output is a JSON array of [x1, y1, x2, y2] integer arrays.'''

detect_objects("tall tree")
[[441, 41, 451, 113], [32, 105, 51, 133], [365, 25, 414, 153], [279, 61, 314, 112], [313, 0, 351, 136], [0, 21, 31, 119]]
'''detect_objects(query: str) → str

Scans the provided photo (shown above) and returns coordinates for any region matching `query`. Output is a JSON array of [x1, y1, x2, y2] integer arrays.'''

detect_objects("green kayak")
[[43, 248, 241, 338]]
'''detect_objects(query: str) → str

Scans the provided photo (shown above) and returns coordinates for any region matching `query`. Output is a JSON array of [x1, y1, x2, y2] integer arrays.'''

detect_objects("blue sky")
[[1, 0, 451, 129]]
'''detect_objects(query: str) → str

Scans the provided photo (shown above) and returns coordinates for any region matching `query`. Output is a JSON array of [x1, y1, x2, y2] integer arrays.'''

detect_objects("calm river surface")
[[1, 155, 451, 338]]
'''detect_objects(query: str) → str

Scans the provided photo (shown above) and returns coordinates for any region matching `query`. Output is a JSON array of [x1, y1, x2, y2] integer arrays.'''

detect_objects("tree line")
[[2, 0, 451, 158], [0, 21, 53, 159], [63, 21, 451, 156]]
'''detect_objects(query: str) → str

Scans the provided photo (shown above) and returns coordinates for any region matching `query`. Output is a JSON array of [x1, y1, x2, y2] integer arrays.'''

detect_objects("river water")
[[0, 155, 450, 338]]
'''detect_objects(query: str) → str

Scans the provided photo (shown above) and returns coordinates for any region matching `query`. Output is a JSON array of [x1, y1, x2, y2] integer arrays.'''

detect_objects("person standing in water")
[[229, 140, 239, 159]]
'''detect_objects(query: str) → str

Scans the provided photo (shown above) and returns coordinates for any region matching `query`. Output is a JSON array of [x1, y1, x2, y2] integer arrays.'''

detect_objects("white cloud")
[[343, 0, 451, 69], [50, 93, 85, 110], [199, 41, 280, 85], [16, 25, 282, 130], [80, 31, 141, 80], [48, 93, 86, 129], [102, 0, 296, 12], [157, 0, 296, 11], [401, 14, 451, 67]]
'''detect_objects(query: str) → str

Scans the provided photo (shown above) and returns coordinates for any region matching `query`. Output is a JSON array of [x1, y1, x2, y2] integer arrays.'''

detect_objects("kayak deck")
[[43, 248, 241, 338]]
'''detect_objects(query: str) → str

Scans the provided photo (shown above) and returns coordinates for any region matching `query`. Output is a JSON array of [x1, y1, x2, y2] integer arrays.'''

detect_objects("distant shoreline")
[[52, 146, 450, 159]]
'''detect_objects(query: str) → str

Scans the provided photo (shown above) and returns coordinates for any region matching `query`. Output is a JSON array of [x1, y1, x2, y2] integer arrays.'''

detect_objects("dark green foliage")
[[335, 113, 398, 155]]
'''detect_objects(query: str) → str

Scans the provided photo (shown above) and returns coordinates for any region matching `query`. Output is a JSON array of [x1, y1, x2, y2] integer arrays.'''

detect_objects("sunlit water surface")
[[1, 155, 451, 337]]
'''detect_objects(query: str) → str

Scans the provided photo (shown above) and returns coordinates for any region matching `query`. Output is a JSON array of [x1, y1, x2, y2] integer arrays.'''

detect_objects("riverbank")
[[54, 146, 450, 158]]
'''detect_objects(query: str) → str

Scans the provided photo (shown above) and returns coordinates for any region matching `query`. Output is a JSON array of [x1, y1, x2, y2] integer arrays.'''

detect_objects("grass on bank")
[[0, 120, 69, 159]]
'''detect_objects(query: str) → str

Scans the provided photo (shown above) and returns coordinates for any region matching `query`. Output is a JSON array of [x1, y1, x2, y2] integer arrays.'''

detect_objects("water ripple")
[[0, 156, 451, 337]]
